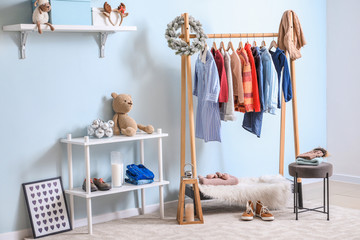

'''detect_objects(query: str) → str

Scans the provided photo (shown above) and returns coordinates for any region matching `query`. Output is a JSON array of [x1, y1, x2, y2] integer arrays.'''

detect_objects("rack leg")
[[180, 56, 186, 178], [159, 186, 164, 219], [84, 137, 92, 234], [140, 140, 145, 215], [157, 129, 164, 219], [185, 55, 197, 177], [86, 198, 93, 234], [67, 134, 75, 227], [279, 95, 286, 176]]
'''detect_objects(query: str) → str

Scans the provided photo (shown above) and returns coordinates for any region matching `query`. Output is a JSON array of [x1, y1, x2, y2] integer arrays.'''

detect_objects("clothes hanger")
[[212, 34, 217, 51], [246, 33, 249, 44], [219, 34, 226, 52], [261, 33, 266, 48], [269, 33, 278, 51], [226, 33, 235, 53], [237, 34, 243, 50], [252, 33, 257, 47]]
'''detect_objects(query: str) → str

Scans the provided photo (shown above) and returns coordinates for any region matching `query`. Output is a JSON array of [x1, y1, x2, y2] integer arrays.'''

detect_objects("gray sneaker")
[[82, 178, 98, 192], [93, 178, 111, 191]]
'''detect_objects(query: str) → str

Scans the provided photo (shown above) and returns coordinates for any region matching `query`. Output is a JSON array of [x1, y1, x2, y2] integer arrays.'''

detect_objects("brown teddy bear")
[[111, 93, 154, 136]]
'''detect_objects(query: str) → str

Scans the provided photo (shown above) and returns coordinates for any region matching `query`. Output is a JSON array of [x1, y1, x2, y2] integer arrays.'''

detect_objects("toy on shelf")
[[87, 119, 114, 138], [101, 2, 129, 26], [32, 0, 55, 34], [111, 92, 154, 137]]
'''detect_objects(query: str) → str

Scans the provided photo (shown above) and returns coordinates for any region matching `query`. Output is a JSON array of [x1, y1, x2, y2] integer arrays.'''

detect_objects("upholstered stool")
[[288, 162, 333, 220]]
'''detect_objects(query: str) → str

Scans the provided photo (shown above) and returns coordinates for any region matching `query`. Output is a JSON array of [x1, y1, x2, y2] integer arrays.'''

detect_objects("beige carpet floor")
[[35, 199, 360, 240]]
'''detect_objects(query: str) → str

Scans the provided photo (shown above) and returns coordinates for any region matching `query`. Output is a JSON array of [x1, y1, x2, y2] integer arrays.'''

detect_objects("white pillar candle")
[[111, 163, 123, 187], [111, 151, 123, 188], [185, 203, 194, 222]]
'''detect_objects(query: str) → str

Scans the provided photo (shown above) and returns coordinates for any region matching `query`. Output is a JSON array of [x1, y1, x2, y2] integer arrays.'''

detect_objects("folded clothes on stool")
[[296, 157, 323, 166], [297, 147, 328, 160]]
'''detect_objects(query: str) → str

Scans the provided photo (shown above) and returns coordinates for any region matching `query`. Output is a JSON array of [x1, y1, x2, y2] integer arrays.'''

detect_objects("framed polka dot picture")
[[22, 177, 72, 238]]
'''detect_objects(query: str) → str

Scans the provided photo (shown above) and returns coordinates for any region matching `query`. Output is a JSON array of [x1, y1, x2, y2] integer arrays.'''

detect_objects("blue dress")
[[193, 49, 221, 142]]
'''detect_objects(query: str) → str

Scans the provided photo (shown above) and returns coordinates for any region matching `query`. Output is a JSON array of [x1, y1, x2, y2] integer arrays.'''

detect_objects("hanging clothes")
[[220, 49, 236, 121], [242, 46, 264, 137], [270, 47, 292, 108], [278, 10, 306, 60], [230, 52, 244, 108], [260, 47, 278, 114], [236, 48, 254, 112], [193, 48, 221, 142], [211, 48, 228, 103], [244, 43, 261, 112]]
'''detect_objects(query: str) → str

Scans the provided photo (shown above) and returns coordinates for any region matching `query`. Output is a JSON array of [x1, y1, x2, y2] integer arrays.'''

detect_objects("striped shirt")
[[236, 48, 254, 112], [193, 49, 221, 142], [245, 43, 261, 112]]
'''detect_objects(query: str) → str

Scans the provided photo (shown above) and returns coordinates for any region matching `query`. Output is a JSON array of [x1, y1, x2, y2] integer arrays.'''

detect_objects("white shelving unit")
[[2, 24, 137, 59], [60, 129, 169, 234]]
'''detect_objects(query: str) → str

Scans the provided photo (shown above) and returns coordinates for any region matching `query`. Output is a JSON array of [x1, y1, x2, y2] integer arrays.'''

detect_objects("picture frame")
[[22, 177, 72, 238]]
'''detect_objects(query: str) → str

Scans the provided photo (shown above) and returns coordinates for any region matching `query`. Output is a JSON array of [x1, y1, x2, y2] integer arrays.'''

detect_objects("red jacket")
[[244, 43, 260, 112], [211, 48, 228, 103]]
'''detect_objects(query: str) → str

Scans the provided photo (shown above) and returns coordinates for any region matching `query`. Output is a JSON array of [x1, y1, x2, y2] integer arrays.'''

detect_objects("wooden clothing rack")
[[177, 12, 301, 224]]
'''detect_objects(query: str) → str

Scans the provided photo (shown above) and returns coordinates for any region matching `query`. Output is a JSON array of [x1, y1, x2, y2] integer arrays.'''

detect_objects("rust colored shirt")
[[245, 43, 261, 112]]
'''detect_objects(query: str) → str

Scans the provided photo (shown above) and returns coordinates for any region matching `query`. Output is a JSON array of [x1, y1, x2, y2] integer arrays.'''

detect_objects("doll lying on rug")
[[198, 172, 239, 185]]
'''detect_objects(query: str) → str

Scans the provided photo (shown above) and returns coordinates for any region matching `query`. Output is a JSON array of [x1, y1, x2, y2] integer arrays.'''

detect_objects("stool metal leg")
[[327, 173, 329, 220], [295, 173, 298, 220], [293, 176, 296, 213], [323, 178, 326, 213]]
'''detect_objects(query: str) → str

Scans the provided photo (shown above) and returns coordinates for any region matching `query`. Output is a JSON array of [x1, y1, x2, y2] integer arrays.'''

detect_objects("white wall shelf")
[[60, 129, 168, 235], [60, 132, 168, 146], [2, 24, 137, 59]]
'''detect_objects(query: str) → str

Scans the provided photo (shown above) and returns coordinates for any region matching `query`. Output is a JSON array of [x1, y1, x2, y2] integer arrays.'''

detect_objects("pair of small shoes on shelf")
[[82, 178, 111, 192], [241, 200, 274, 221], [206, 172, 230, 180]]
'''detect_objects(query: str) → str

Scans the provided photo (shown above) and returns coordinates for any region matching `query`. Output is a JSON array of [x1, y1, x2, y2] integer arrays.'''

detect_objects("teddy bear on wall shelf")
[[111, 93, 154, 137]]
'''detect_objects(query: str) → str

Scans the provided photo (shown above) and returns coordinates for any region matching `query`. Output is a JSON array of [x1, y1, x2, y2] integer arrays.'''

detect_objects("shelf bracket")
[[100, 32, 109, 58], [20, 31, 28, 59]]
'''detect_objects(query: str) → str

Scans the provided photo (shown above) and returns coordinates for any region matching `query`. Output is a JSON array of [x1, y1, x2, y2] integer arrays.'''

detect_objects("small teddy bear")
[[111, 93, 154, 136], [32, 0, 55, 34]]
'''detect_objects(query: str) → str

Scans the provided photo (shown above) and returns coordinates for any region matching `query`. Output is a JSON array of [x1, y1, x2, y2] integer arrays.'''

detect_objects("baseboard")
[[301, 178, 323, 184], [0, 229, 32, 240], [0, 200, 178, 240], [331, 174, 360, 184], [74, 199, 177, 228]]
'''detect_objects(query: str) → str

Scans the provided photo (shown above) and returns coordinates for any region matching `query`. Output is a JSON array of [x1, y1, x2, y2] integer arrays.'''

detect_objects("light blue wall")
[[0, 0, 326, 234]]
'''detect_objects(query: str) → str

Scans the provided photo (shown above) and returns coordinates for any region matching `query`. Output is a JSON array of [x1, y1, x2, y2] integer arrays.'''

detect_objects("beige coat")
[[277, 10, 306, 60]]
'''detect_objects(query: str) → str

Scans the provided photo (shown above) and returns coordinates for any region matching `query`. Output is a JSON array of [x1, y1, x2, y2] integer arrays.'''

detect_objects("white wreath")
[[165, 15, 207, 56]]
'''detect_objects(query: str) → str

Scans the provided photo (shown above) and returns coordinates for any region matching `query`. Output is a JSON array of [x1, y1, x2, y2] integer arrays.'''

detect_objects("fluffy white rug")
[[198, 175, 291, 209]]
